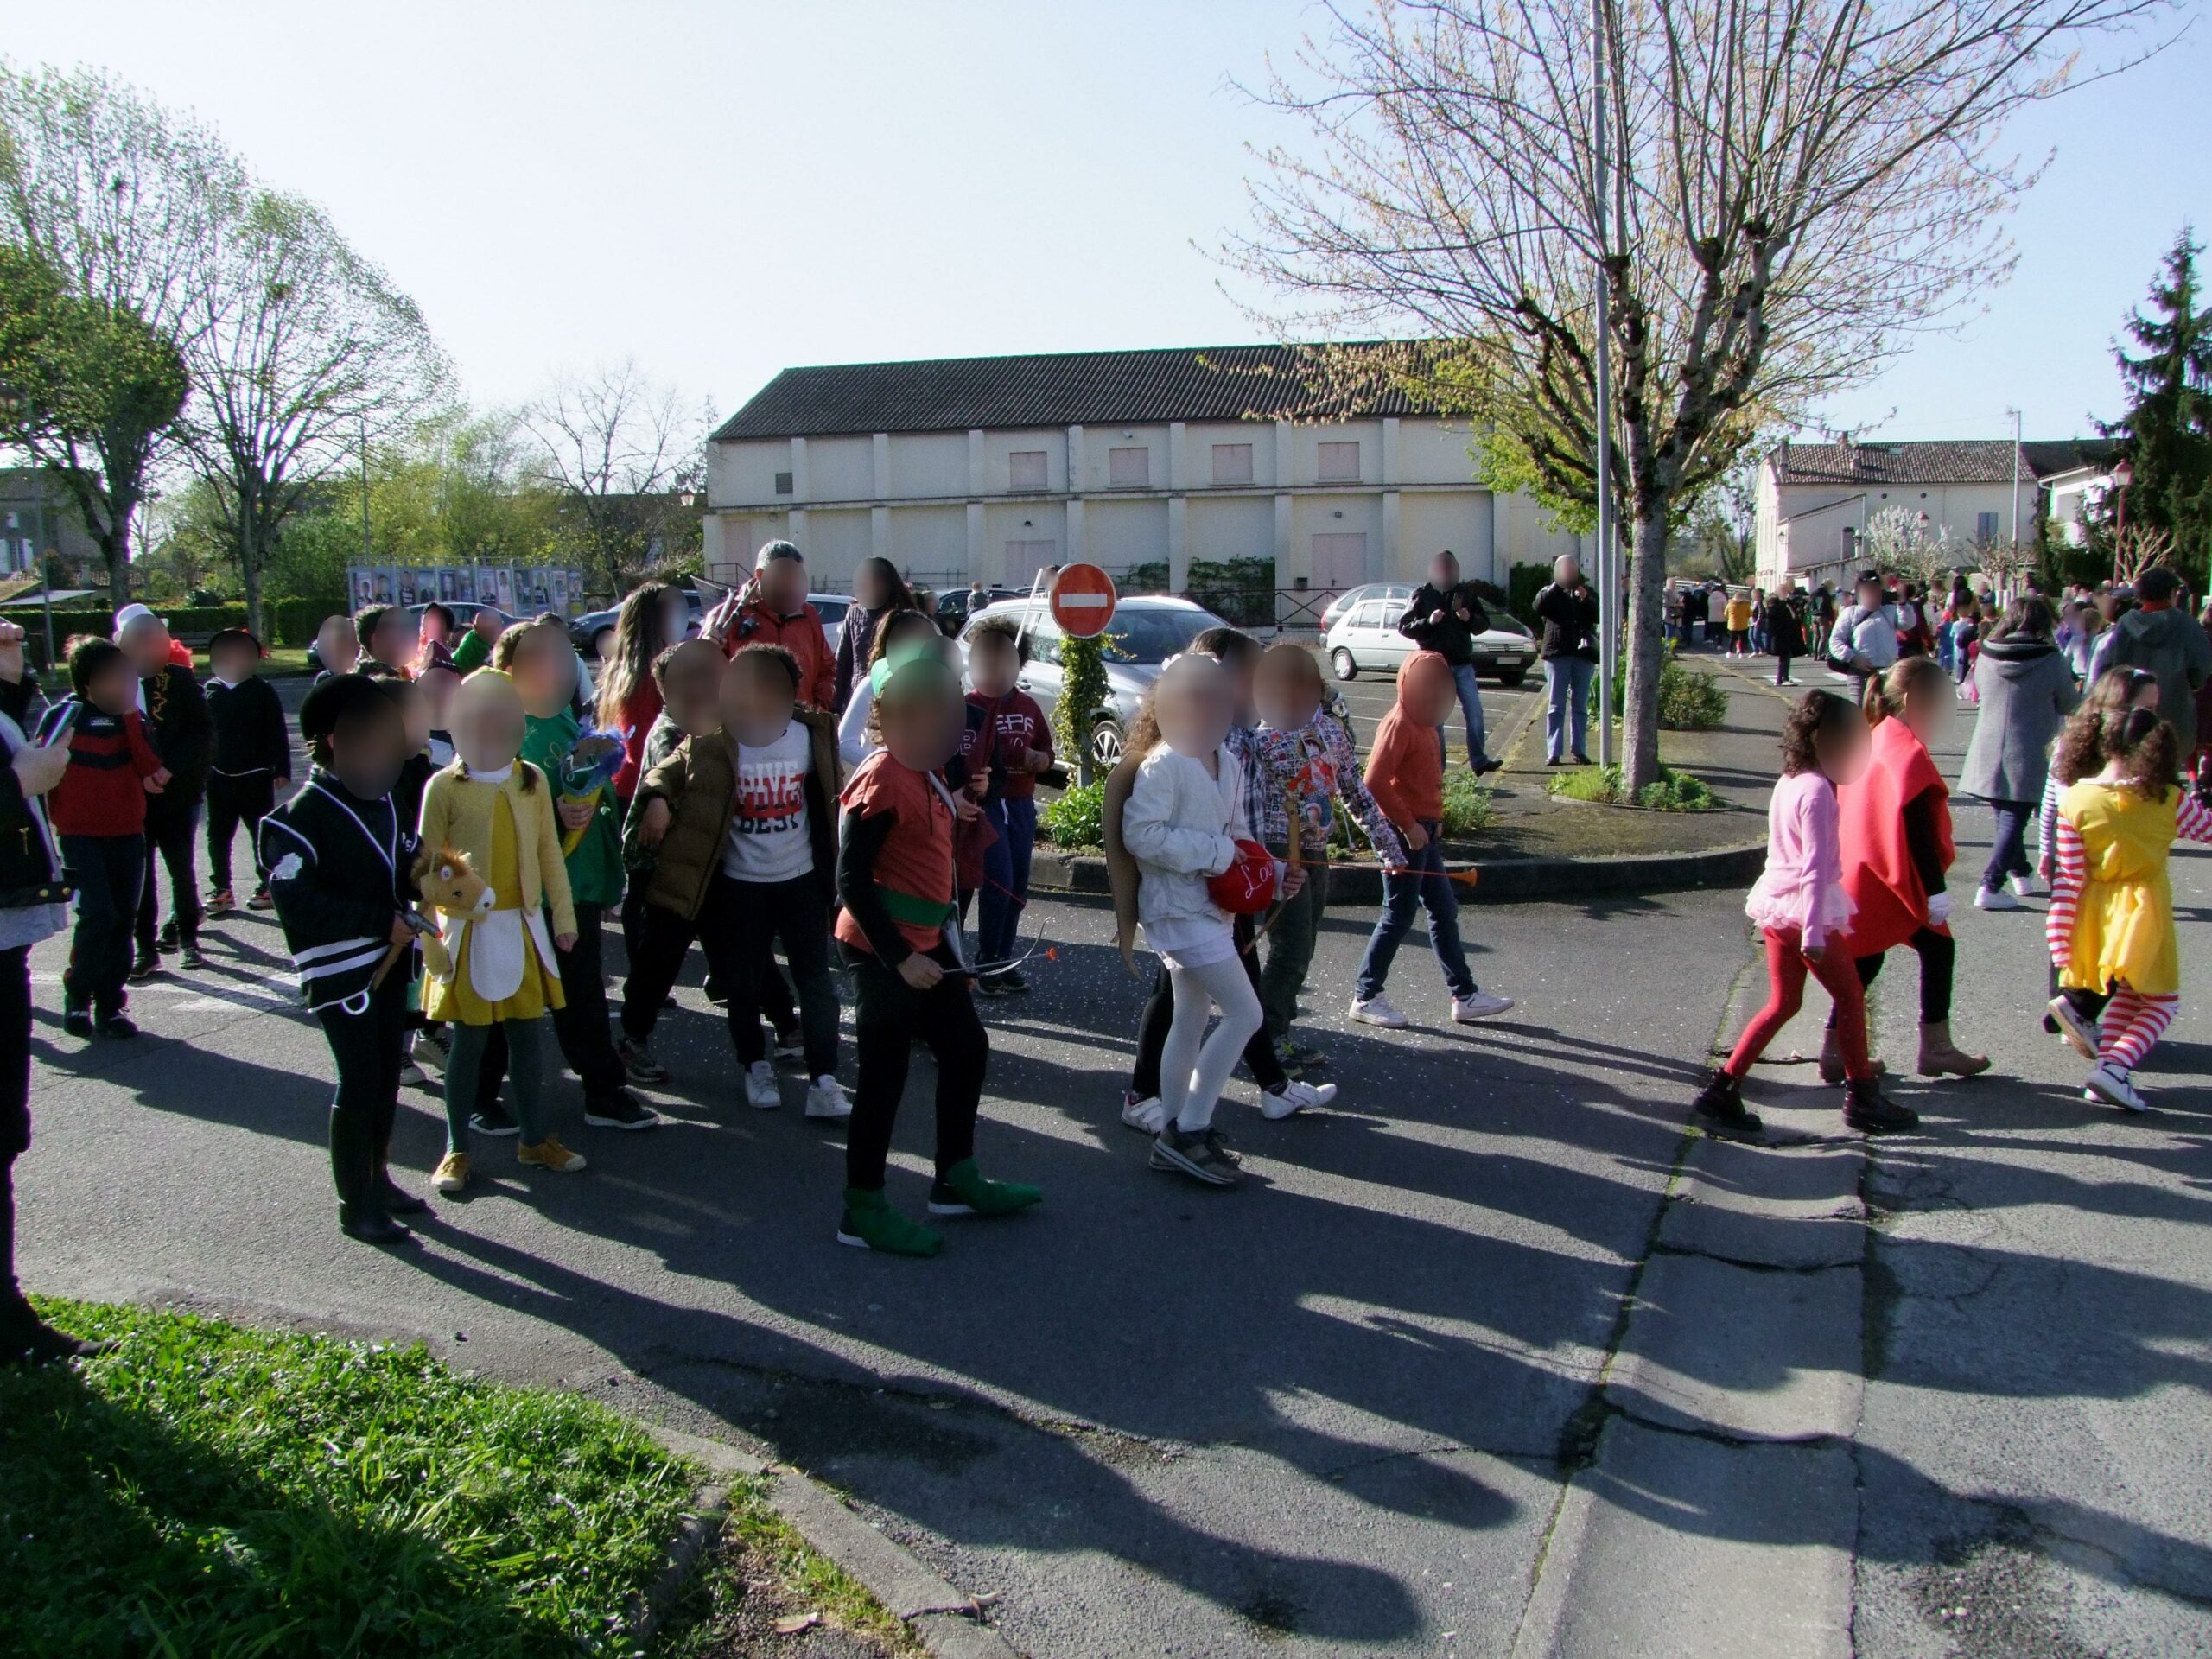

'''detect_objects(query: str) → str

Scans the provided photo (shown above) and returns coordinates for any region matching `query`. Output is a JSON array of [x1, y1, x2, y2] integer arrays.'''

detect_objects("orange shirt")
[[724, 601, 836, 710], [833, 751, 956, 956]]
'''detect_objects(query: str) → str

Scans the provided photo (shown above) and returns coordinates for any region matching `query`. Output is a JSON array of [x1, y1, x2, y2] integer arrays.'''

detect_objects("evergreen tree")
[[2101, 229, 2212, 580]]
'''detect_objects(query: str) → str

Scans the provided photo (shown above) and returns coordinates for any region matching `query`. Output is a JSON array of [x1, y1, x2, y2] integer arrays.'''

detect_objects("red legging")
[[1726, 926, 1872, 1080]]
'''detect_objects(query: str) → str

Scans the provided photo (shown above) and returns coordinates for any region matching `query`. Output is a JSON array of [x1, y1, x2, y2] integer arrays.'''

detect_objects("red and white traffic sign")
[[1049, 563, 1118, 638]]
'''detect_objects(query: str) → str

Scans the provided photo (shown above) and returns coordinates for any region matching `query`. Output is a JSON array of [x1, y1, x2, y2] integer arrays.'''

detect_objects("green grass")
[[1547, 762, 1718, 812], [1440, 768, 1498, 838], [1, 1298, 702, 1657]]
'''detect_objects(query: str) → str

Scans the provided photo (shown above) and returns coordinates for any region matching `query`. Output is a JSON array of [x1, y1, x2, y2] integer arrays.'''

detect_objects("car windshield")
[[1091, 606, 1215, 664]]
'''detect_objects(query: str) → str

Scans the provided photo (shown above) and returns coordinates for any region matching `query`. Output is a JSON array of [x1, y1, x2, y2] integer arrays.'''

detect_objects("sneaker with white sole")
[[2048, 995, 2101, 1061], [397, 1057, 429, 1088], [744, 1061, 781, 1109], [413, 1028, 450, 1072], [1121, 1092, 1166, 1134], [1974, 886, 2021, 911], [804, 1076, 853, 1120], [2083, 1061, 2148, 1113], [1261, 1078, 1337, 1118], [1150, 1123, 1243, 1185], [771, 1024, 804, 1060], [617, 1034, 669, 1084], [2007, 872, 2044, 899], [584, 1090, 662, 1130], [1450, 991, 1515, 1023], [1349, 994, 1409, 1028]]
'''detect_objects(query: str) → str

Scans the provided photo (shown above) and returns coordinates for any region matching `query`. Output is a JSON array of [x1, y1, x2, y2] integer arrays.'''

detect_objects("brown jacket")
[[632, 709, 842, 920]]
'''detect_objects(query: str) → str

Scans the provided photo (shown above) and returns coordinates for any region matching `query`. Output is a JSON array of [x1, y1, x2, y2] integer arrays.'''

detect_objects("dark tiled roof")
[[2020, 437, 2120, 478], [712, 345, 1432, 441], [1772, 437, 2117, 487]]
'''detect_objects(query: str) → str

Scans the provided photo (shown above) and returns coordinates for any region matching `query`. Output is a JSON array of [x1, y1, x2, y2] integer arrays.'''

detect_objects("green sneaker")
[[928, 1158, 1042, 1217], [836, 1188, 944, 1256]]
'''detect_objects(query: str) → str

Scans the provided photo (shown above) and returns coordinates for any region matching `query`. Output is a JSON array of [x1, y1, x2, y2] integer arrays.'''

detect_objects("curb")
[[640, 1423, 1020, 1657], [1027, 838, 1765, 905]]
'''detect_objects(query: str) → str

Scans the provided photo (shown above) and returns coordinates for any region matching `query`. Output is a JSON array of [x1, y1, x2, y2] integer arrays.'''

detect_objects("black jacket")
[[207, 676, 291, 779], [259, 771, 417, 1014], [1767, 598, 1808, 657], [0, 675, 68, 916], [141, 663, 213, 811], [1398, 582, 1491, 666], [1533, 582, 1600, 662]]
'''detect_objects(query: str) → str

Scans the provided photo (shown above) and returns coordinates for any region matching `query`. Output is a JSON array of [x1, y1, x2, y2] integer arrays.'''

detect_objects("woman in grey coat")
[[1960, 596, 2080, 910]]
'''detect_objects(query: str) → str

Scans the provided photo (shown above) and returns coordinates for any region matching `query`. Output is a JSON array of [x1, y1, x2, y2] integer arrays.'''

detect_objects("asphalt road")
[[16, 670, 2211, 1656]]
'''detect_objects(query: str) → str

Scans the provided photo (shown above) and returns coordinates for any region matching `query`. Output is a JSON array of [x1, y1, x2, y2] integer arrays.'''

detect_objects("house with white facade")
[[1753, 436, 2116, 588], [702, 345, 1587, 608]]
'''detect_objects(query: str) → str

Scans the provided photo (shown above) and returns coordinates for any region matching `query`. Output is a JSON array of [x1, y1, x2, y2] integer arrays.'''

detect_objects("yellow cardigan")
[[417, 761, 578, 939]]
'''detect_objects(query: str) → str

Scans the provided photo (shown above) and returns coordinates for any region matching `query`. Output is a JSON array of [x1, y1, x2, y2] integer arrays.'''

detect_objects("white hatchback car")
[[1325, 594, 1536, 685]]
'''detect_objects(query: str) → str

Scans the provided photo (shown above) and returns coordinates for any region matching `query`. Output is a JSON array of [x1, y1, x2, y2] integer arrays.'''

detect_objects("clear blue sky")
[[11, 1, 2205, 446]]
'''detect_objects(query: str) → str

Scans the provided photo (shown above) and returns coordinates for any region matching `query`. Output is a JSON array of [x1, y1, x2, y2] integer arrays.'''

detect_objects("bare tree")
[[522, 362, 700, 598], [1229, 0, 2175, 790], [0, 65, 241, 598], [179, 189, 448, 635], [2112, 523, 2174, 587]]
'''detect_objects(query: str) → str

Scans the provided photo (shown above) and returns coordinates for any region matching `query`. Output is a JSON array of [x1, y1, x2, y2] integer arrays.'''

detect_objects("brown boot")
[[1917, 1020, 1991, 1077], [1820, 1028, 1885, 1085]]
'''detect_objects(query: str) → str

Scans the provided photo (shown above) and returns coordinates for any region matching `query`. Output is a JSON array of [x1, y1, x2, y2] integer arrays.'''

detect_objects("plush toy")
[[389, 842, 494, 985]]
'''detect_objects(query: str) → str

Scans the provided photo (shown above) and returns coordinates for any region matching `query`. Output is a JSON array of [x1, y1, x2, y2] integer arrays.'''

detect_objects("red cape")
[[1837, 716, 1952, 957]]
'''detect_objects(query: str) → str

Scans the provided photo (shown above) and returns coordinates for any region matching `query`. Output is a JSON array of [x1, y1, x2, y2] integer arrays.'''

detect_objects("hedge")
[[0, 597, 343, 664]]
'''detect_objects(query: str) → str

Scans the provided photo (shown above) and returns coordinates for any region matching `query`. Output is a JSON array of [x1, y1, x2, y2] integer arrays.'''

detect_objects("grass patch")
[[1440, 768, 1498, 838], [658, 1490, 922, 1657], [1039, 779, 1105, 850], [1, 1296, 702, 1657], [1547, 762, 1717, 812]]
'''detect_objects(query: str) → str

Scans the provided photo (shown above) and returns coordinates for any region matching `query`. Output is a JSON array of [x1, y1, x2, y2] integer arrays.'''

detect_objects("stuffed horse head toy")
[[386, 842, 494, 984]]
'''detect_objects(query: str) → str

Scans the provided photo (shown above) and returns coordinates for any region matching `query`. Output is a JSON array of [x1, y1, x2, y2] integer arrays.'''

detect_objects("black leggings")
[[1827, 925, 1954, 1026], [1129, 913, 1286, 1096], [843, 946, 987, 1192], [314, 970, 410, 1211], [3, 946, 30, 1315], [136, 807, 203, 952], [206, 772, 276, 893]]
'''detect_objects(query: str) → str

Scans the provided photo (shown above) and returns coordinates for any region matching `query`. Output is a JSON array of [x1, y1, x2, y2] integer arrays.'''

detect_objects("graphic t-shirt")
[[722, 720, 814, 883]]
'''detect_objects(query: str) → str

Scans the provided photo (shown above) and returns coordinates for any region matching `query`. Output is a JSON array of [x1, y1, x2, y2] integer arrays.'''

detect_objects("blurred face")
[[1903, 679, 1953, 745], [118, 619, 169, 676], [509, 626, 577, 718], [721, 659, 798, 749], [1255, 654, 1323, 731], [474, 609, 506, 643], [594, 626, 619, 666], [371, 609, 418, 667], [1857, 582, 1883, 609], [318, 618, 359, 671], [418, 664, 459, 728], [86, 659, 137, 716], [967, 632, 1020, 698], [210, 643, 257, 683], [1816, 714, 1872, 786], [658, 641, 725, 735], [1429, 554, 1458, 588], [661, 592, 690, 644], [758, 554, 807, 614], [395, 685, 430, 753], [1415, 674, 1459, 728], [420, 608, 451, 645], [1554, 556, 1580, 588], [855, 563, 890, 608], [876, 658, 964, 771], [454, 674, 525, 772], [330, 701, 409, 801], [1154, 655, 1234, 759], [1221, 654, 1259, 727]]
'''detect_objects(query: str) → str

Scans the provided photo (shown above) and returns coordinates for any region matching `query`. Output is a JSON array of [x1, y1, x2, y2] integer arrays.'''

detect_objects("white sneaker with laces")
[[2007, 872, 2044, 899], [1121, 1093, 1167, 1134], [744, 1061, 781, 1110], [1974, 886, 2021, 911], [1262, 1078, 1338, 1119], [2084, 1061, 2148, 1113], [804, 1076, 853, 1119], [1349, 994, 1409, 1028], [1451, 991, 1515, 1023]]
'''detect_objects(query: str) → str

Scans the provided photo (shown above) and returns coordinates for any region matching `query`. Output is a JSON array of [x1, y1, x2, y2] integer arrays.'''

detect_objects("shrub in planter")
[[1040, 781, 1106, 850], [1547, 762, 1716, 811]]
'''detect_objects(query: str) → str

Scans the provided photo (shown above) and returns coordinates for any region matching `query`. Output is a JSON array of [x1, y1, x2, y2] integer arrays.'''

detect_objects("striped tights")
[[2099, 987, 2177, 1072]]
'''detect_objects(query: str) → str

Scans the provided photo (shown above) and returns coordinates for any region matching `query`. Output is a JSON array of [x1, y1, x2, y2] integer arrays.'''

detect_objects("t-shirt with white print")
[[722, 721, 813, 883]]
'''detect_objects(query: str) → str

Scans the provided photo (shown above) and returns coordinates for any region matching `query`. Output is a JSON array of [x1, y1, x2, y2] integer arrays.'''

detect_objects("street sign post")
[[1049, 563, 1117, 639]]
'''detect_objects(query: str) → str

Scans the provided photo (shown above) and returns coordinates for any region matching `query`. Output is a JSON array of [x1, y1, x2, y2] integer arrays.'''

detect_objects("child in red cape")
[[1827, 657, 1988, 1103]]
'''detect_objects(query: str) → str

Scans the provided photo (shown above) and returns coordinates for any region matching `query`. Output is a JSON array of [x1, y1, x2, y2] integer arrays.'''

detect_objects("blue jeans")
[[1356, 821, 1474, 1002], [977, 795, 1036, 972], [1448, 663, 1491, 767], [60, 833, 146, 1019], [1544, 657, 1595, 761]]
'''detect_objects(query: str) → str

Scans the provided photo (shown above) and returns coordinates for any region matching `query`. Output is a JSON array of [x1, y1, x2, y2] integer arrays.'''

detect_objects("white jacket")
[[1122, 743, 1249, 934]]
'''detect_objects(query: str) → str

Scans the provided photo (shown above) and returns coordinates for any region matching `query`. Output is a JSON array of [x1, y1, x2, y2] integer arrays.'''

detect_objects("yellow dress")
[[2060, 780, 2182, 996], [422, 791, 564, 1024]]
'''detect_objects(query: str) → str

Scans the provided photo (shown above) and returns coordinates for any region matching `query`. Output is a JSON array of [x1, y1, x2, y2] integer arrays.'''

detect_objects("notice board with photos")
[[346, 564, 590, 620]]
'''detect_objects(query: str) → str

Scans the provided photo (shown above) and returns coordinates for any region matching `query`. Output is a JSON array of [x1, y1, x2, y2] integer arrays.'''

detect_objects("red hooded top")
[[1367, 651, 1454, 830], [1837, 714, 1952, 956]]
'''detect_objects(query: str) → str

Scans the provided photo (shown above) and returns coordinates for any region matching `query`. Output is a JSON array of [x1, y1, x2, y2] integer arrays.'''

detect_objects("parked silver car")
[[1325, 593, 1535, 684], [959, 594, 1228, 772]]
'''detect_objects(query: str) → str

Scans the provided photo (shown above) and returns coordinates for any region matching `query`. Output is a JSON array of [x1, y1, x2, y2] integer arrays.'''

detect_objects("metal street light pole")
[[1592, 0, 1617, 768], [2005, 406, 2023, 595]]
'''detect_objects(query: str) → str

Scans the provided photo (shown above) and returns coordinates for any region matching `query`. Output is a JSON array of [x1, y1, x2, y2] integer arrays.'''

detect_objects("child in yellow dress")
[[2046, 687, 2212, 1113], [418, 670, 585, 1193]]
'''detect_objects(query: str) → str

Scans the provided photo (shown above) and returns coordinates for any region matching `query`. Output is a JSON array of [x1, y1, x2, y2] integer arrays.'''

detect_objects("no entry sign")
[[1049, 563, 1118, 638]]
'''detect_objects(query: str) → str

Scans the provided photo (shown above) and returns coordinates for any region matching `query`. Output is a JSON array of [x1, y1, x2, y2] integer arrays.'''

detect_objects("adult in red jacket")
[[1826, 657, 1988, 1085], [709, 541, 835, 710]]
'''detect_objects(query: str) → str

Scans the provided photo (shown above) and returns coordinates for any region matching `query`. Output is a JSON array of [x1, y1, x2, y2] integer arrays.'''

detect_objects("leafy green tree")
[[2099, 228, 2212, 582]]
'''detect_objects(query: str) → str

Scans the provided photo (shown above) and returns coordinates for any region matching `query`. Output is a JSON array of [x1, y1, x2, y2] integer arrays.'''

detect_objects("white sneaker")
[[2008, 873, 2044, 899], [1973, 886, 2021, 911], [2084, 1061, 2148, 1113], [1451, 991, 1515, 1023], [1121, 1092, 1167, 1134], [804, 1076, 852, 1120], [744, 1061, 781, 1110], [1262, 1078, 1337, 1119], [397, 1057, 429, 1088], [2048, 995, 2101, 1061], [1349, 994, 1409, 1028]]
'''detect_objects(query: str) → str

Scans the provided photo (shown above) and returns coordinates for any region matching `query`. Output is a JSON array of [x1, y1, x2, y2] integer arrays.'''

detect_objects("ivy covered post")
[[1055, 631, 1109, 786]]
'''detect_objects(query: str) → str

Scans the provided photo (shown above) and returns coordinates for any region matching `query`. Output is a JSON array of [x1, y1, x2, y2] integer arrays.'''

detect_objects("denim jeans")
[[1981, 799, 2035, 893], [1356, 821, 1475, 1002], [977, 795, 1037, 971], [60, 833, 145, 1018], [1447, 663, 1490, 767], [1543, 657, 1595, 761]]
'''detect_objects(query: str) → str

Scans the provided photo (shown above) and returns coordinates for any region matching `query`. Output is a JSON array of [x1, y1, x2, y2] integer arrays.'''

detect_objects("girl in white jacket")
[[1121, 654, 1269, 1187]]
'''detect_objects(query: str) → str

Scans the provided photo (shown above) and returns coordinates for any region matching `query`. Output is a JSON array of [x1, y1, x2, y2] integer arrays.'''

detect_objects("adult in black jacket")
[[0, 620, 106, 1363], [260, 674, 425, 1245], [203, 627, 293, 912], [117, 608, 213, 972], [1768, 586, 1808, 687], [1533, 556, 1601, 764], [1397, 550, 1499, 772]]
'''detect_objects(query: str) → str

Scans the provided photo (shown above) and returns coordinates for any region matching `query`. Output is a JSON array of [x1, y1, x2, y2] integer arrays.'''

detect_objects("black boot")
[[1691, 1067, 1763, 1135], [374, 1172, 430, 1216], [339, 1205, 414, 1246], [0, 1300, 111, 1365], [1844, 1076, 1919, 1135]]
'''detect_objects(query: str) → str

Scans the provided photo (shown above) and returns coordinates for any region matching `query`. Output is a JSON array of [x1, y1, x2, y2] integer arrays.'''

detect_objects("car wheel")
[[1497, 668, 1528, 688], [1090, 718, 1127, 772], [1331, 648, 1359, 682]]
